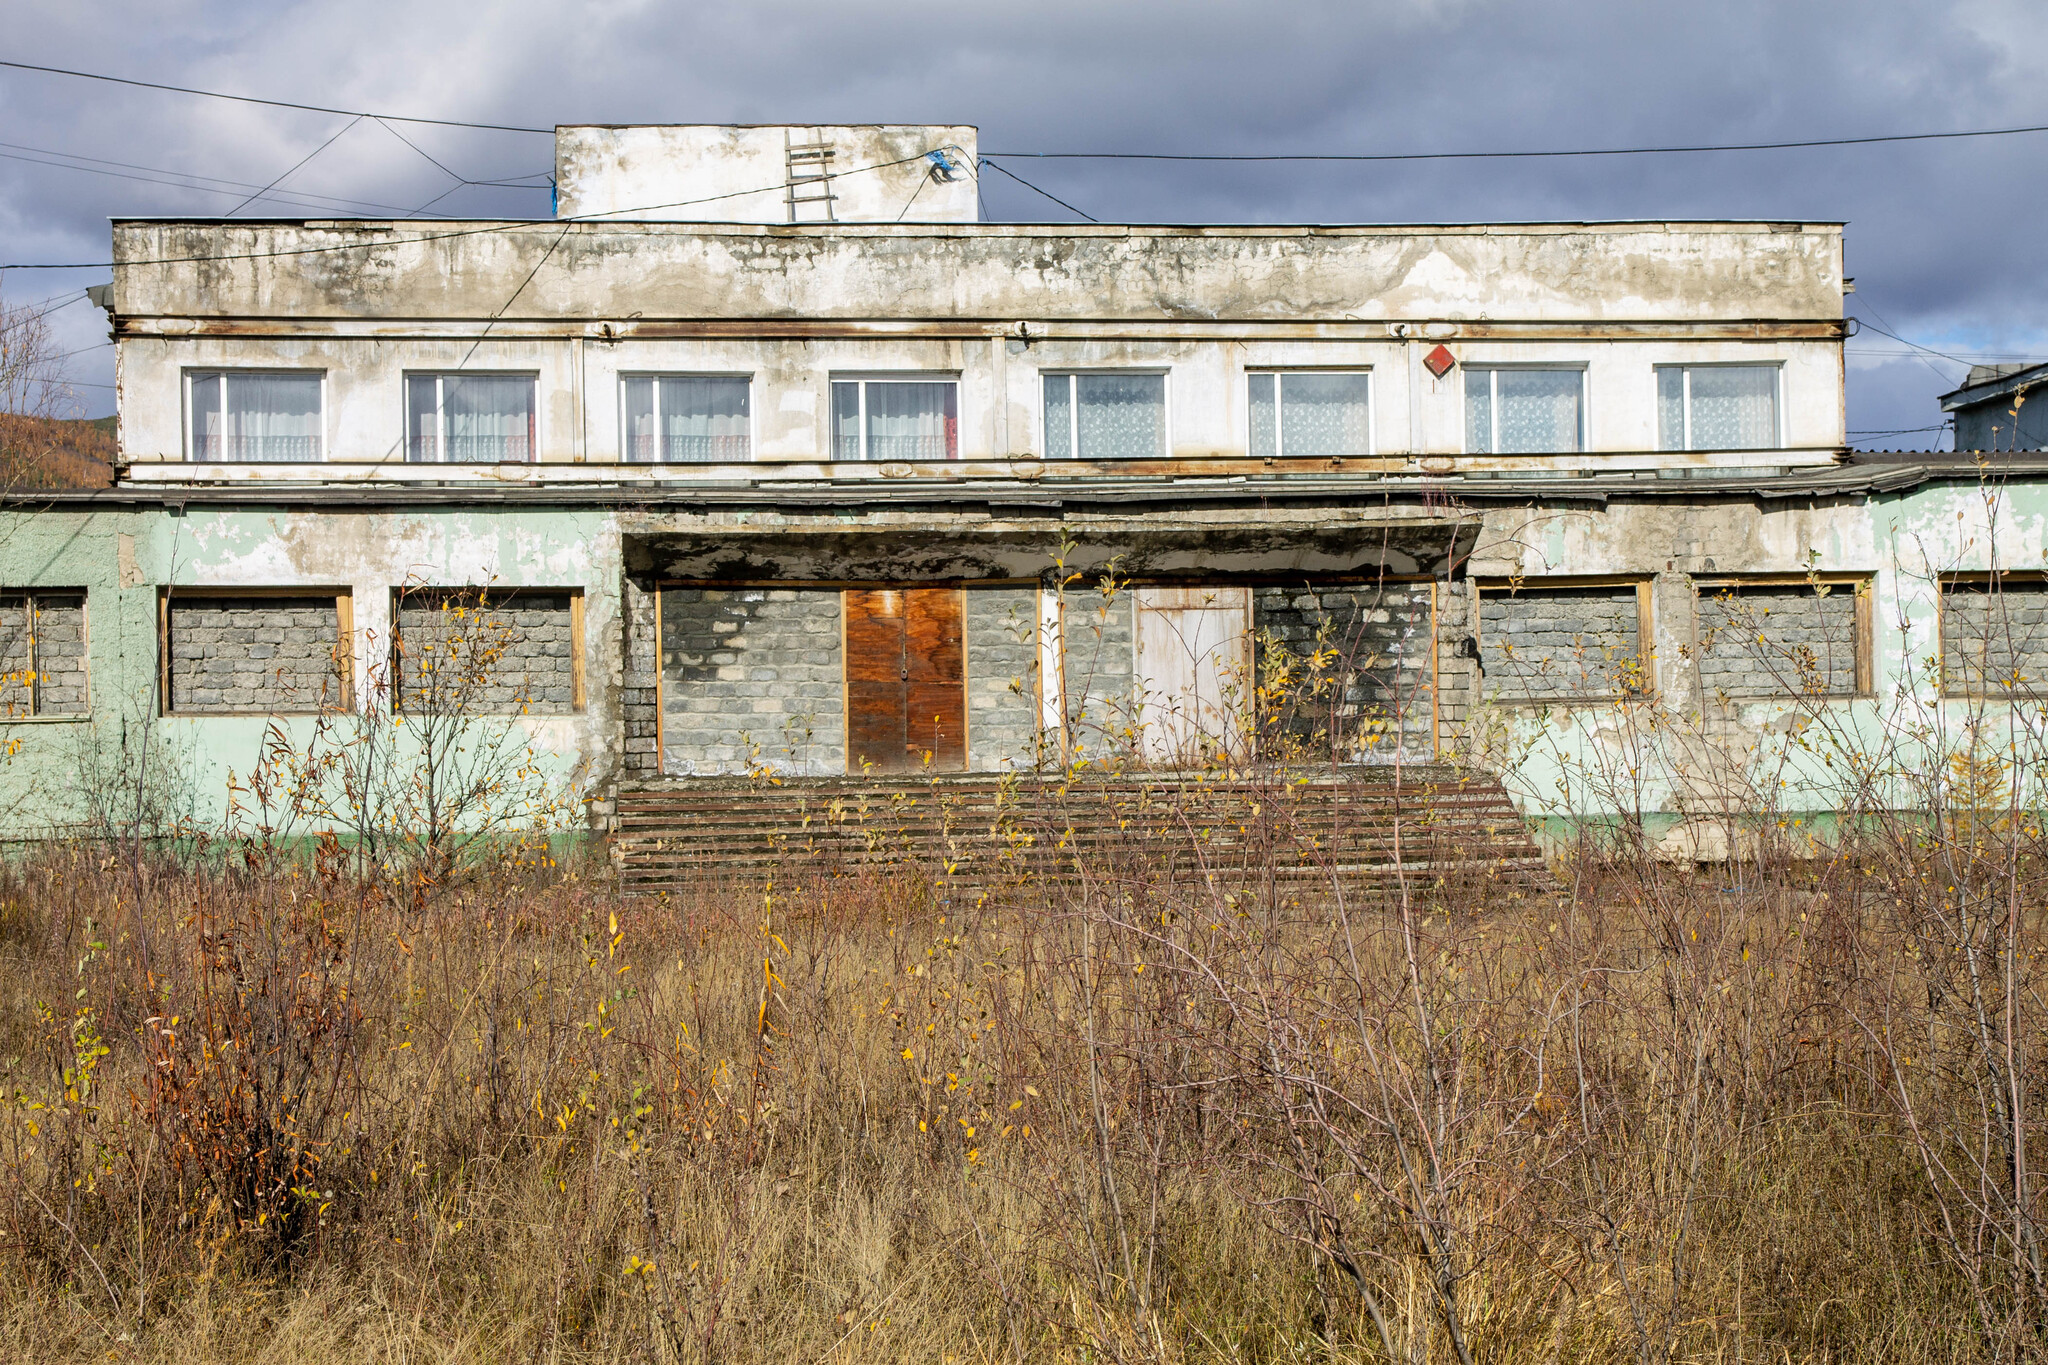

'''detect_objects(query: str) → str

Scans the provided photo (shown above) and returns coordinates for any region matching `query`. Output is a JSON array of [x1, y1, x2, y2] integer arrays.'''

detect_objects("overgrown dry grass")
[[0, 817, 2033, 1365]]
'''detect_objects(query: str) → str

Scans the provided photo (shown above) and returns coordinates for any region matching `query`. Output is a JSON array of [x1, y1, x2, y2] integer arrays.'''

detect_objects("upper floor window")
[[1043, 372, 1167, 460], [1465, 366, 1584, 454], [832, 376, 958, 462], [406, 373, 536, 463], [187, 371, 323, 462], [1657, 364, 1780, 451], [623, 375, 751, 463], [1248, 371, 1372, 458]]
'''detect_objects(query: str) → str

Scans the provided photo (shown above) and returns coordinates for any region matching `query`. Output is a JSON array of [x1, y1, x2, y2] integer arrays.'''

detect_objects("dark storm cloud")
[[2, 0, 2039, 439]]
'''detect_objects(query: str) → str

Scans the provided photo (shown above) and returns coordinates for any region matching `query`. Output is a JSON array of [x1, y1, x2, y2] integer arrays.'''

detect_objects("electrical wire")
[[0, 58, 551, 134], [977, 157, 1096, 222], [0, 141, 474, 217], [983, 117, 2048, 164], [0, 148, 945, 270]]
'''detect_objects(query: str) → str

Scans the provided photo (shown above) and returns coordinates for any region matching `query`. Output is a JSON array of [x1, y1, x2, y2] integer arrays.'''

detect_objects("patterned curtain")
[[1075, 374, 1165, 458], [1687, 366, 1777, 449], [1279, 372, 1371, 457]]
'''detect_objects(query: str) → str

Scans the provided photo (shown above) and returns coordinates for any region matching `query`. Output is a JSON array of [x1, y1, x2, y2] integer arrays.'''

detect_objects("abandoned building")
[[2, 122, 2045, 863]]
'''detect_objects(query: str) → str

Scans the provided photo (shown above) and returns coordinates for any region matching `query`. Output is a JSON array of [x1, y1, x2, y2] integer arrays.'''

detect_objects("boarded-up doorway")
[[845, 587, 966, 773], [1134, 585, 1251, 765]]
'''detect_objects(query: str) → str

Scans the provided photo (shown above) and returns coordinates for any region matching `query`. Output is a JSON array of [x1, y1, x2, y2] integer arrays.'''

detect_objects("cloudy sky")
[[3, 0, 2040, 444]]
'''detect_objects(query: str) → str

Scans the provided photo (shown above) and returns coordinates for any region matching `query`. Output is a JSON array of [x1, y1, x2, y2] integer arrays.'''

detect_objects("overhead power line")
[[984, 119, 2048, 164], [0, 147, 950, 270], [0, 58, 551, 134]]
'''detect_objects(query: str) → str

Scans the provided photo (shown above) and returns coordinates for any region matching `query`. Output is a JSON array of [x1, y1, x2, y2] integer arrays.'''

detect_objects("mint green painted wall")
[[1468, 476, 2048, 844], [0, 505, 621, 838]]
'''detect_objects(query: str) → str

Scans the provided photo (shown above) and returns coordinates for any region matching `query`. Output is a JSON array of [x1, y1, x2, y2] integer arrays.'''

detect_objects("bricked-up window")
[[0, 592, 88, 718], [162, 593, 351, 715], [1941, 575, 2048, 698], [1477, 581, 1649, 702], [392, 587, 584, 714], [1695, 579, 1867, 700]]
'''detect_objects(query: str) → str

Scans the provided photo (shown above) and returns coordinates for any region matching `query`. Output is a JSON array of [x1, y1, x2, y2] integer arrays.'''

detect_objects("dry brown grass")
[[0, 829, 2028, 1363]]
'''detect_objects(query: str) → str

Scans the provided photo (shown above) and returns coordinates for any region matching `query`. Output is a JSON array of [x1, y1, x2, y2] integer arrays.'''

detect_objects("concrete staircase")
[[613, 765, 1548, 903]]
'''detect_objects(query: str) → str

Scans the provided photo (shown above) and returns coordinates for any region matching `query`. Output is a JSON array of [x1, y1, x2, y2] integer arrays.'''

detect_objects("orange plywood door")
[[905, 587, 966, 771], [846, 588, 908, 772], [1135, 585, 1252, 766], [845, 587, 965, 773]]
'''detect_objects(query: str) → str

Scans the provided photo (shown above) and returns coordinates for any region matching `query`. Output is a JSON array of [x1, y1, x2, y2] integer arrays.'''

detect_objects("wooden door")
[[845, 587, 966, 773], [1134, 585, 1251, 766]]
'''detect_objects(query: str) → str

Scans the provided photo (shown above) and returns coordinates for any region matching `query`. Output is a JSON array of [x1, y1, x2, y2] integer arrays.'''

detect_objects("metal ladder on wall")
[[784, 128, 838, 223]]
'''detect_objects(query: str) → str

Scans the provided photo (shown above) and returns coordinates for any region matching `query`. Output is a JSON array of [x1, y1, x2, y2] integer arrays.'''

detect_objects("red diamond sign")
[[1423, 344, 1457, 378]]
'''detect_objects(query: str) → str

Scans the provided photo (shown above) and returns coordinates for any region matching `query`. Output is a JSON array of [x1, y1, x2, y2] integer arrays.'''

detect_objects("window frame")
[[1041, 369, 1172, 461], [183, 368, 328, 463], [1246, 368, 1375, 458], [389, 585, 587, 714], [1937, 571, 2048, 699], [618, 372, 755, 465], [158, 587, 354, 717], [1691, 573, 1872, 700], [1471, 575, 1654, 704], [404, 370, 541, 465], [0, 588, 90, 722], [1655, 362, 1784, 452], [829, 372, 962, 463], [1461, 364, 1588, 455]]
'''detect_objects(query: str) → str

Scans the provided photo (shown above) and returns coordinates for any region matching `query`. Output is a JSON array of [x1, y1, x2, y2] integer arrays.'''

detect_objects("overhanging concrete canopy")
[[622, 510, 1480, 581]]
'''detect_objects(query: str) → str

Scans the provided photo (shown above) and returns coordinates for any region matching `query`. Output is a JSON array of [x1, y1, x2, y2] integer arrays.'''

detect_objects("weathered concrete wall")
[[1253, 580, 1437, 761], [1695, 584, 1860, 699], [394, 589, 580, 713], [964, 585, 1039, 770], [554, 125, 979, 224], [111, 329, 1845, 470], [110, 213, 1848, 472], [658, 587, 843, 775], [166, 595, 345, 713], [620, 577, 662, 781], [112, 221, 1845, 323]]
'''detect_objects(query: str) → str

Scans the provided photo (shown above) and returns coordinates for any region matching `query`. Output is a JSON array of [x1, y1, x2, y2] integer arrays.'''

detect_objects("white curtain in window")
[[191, 373, 321, 461], [623, 377, 659, 463], [1279, 372, 1371, 457], [831, 383, 862, 461], [1075, 374, 1165, 459], [406, 375, 439, 462], [1493, 369, 1581, 453], [661, 377, 750, 462], [1687, 366, 1777, 449], [443, 375, 535, 463], [864, 381, 957, 461], [1247, 373, 1277, 457], [626, 377, 750, 462]]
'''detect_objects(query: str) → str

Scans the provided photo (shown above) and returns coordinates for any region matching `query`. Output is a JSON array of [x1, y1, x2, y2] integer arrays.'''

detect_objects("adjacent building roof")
[[1940, 361, 2048, 412]]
